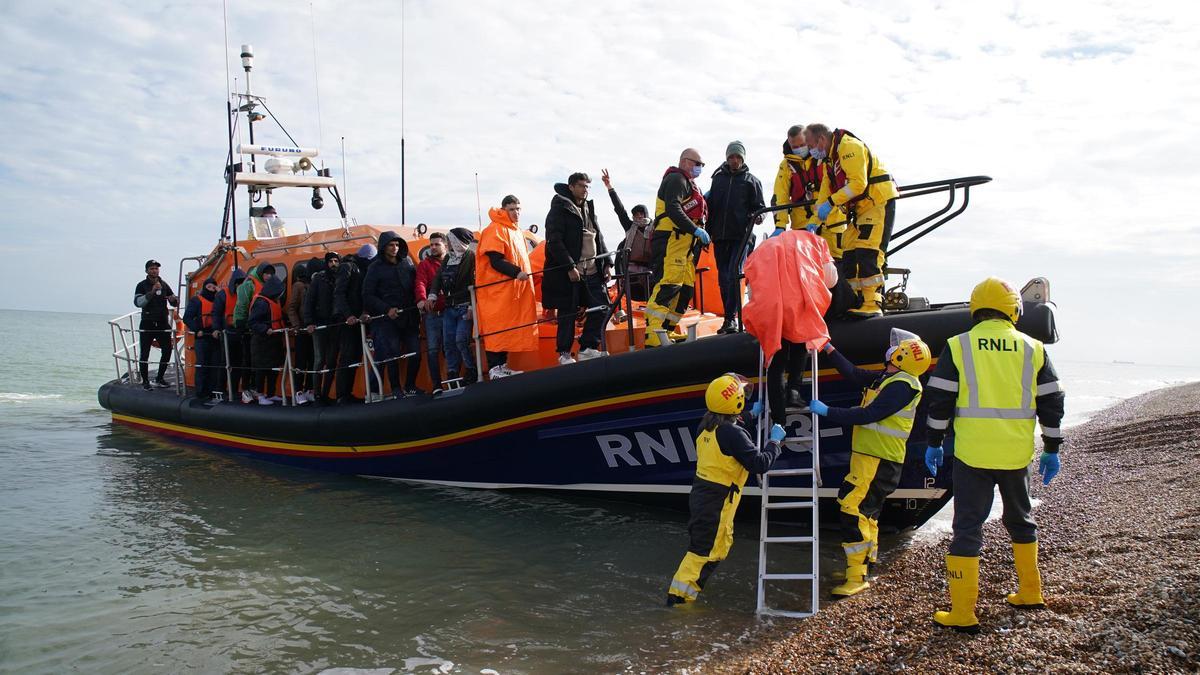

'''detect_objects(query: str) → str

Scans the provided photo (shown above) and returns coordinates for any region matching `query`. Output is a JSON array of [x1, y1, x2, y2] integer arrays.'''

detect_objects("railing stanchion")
[[283, 329, 296, 406], [222, 329, 234, 402], [170, 309, 184, 396], [469, 284, 485, 378], [360, 321, 372, 401], [623, 253, 635, 352], [110, 323, 122, 382]]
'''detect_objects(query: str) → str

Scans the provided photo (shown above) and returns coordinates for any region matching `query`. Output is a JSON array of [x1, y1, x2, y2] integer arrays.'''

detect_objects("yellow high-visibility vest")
[[945, 320, 1045, 469], [851, 371, 922, 464], [695, 428, 750, 489]]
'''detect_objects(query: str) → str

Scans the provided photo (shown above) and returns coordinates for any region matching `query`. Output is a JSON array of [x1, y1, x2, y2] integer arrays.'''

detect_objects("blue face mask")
[[690, 165, 703, 179], [810, 147, 826, 161], [791, 146, 810, 159]]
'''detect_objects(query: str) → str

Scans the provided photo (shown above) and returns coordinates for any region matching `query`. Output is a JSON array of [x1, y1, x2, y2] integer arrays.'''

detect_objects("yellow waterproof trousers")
[[668, 480, 742, 603], [842, 200, 895, 316], [837, 452, 902, 577], [645, 231, 698, 347]]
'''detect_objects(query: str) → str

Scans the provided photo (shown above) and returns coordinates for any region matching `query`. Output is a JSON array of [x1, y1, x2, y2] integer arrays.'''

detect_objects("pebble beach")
[[707, 382, 1200, 674]]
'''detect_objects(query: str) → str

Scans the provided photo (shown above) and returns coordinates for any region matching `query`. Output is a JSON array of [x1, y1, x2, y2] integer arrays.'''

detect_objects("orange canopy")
[[475, 208, 539, 353], [742, 230, 833, 363]]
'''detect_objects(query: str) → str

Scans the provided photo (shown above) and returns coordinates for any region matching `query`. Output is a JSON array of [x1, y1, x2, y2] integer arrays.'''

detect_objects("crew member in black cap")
[[133, 259, 180, 389]]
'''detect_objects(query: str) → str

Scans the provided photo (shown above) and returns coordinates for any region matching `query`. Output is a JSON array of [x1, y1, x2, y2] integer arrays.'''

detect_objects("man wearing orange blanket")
[[475, 195, 539, 380]]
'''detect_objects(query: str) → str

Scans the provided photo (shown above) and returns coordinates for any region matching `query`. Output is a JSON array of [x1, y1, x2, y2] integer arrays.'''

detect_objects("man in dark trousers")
[[182, 276, 225, 400], [363, 231, 422, 397], [332, 244, 376, 403], [133, 259, 180, 389], [706, 141, 765, 334], [543, 172, 611, 365], [303, 252, 341, 404]]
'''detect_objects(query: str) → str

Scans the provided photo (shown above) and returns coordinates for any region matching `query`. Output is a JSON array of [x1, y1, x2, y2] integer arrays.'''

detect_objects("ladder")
[[755, 345, 822, 618]]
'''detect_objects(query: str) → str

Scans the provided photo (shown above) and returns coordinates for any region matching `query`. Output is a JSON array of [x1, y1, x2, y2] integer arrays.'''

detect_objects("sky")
[[1, 0, 1197, 365]]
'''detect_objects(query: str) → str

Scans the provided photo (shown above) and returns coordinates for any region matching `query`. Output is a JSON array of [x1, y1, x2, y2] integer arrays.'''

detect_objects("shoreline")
[[705, 382, 1200, 674]]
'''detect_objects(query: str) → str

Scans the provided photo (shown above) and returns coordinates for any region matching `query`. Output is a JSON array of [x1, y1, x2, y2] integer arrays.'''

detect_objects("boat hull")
[[99, 303, 1058, 530]]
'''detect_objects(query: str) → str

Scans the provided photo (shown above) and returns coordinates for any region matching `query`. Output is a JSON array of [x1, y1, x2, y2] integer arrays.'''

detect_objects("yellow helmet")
[[889, 338, 932, 376], [705, 373, 749, 414], [969, 276, 1022, 323]]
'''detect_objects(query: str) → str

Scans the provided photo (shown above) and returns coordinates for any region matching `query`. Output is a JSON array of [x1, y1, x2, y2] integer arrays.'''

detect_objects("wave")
[[0, 392, 64, 402]]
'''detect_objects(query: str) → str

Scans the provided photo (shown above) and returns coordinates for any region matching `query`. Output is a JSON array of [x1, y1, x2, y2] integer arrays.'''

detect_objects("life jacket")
[[221, 288, 236, 324], [260, 296, 285, 331], [197, 295, 215, 330], [788, 158, 821, 203], [622, 218, 655, 265], [851, 371, 922, 464], [828, 129, 892, 208], [694, 425, 750, 496], [654, 166, 708, 234], [945, 320, 1046, 470]]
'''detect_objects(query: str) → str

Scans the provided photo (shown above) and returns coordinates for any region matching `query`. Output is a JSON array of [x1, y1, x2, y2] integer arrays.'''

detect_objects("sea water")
[[1, 309, 1197, 673]]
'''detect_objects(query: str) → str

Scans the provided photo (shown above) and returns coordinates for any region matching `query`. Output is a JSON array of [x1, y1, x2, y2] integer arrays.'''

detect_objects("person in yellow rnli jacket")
[[645, 148, 711, 347], [770, 125, 849, 260], [805, 124, 899, 318], [808, 329, 932, 597], [667, 373, 786, 605], [923, 277, 1066, 633]]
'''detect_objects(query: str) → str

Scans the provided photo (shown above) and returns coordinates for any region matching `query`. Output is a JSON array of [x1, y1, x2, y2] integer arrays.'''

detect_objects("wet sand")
[[708, 382, 1200, 674]]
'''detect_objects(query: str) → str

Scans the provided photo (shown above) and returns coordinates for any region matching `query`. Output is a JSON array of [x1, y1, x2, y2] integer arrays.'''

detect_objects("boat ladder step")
[[761, 573, 815, 581], [766, 468, 813, 477], [765, 501, 815, 510], [763, 535, 815, 544]]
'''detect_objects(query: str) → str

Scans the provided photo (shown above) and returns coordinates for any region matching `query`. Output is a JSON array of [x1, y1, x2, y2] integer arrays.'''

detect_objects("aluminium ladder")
[[755, 346, 821, 618]]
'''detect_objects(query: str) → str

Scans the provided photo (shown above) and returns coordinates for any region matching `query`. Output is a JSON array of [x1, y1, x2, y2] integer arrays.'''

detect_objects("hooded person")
[[706, 141, 766, 334], [363, 231, 422, 397], [249, 274, 287, 404], [286, 258, 320, 403], [220, 268, 247, 397], [332, 244, 376, 403], [429, 227, 478, 384], [234, 262, 276, 402], [543, 172, 611, 365], [475, 196, 538, 379], [304, 252, 341, 403], [183, 276, 225, 400]]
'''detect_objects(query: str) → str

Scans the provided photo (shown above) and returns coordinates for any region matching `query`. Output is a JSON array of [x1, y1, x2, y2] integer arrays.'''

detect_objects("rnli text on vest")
[[977, 337, 1020, 352]]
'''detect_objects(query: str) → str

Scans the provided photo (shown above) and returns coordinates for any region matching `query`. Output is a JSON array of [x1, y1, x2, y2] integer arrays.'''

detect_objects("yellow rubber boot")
[[1006, 542, 1046, 609], [933, 555, 980, 633], [831, 547, 871, 597]]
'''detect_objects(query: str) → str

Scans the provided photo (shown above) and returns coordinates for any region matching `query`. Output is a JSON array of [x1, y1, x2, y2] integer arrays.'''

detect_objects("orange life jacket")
[[221, 288, 236, 324], [198, 295, 215, 330], [261, 296, 285, 331]]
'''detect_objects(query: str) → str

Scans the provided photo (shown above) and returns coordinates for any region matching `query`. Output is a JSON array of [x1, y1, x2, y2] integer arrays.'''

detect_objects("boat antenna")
[[309, 2, 325, 165], [475, 172, 482, 231], [341, 136, 349, 211], [400, 0, 406, 225], [221, 0, 239, 269]]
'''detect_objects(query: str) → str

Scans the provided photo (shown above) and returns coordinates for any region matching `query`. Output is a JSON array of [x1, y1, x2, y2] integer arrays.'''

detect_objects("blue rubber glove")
[[805, 222, 818, 233], [694, 228, 711, 246], [816, 200, 833, 222], [769, 424, 787, 442], [809, 399, 829, 416], [1038, 452, 1060, 485], [925, 446, 944, 476], [749, 401, 763, 417], [769, 227, 785, 238]]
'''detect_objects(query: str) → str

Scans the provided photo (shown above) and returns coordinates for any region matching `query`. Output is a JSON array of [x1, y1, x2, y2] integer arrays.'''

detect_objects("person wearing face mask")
[[183, 276, 226, 401], [644, 148, 710, 347], [601, 169, 653, 302], [705, 141, 765, 334], [805, 124, 899, 318], [772, 125, 851, 261]]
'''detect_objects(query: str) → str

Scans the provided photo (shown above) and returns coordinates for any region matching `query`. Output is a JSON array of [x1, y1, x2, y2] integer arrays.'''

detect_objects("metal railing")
[[107, 309, 186, 394]]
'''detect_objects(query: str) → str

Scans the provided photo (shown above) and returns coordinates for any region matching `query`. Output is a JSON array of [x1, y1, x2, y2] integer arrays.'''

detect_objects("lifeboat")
[[98, 52, 1059, 531]]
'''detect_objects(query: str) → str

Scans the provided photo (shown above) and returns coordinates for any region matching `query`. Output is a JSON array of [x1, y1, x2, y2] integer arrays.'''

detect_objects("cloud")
[[0, 0, 1197, 364]]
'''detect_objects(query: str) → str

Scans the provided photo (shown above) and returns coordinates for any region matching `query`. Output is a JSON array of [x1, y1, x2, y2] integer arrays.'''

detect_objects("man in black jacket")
[[706, 141, 765, 334], [543, 172, 611, 365], [332, 244, 376, 402], [304, 251, 340, 403], [133, 259, 180, 389], [363, 231, 422, 396], [182, 276, 224, 400]]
